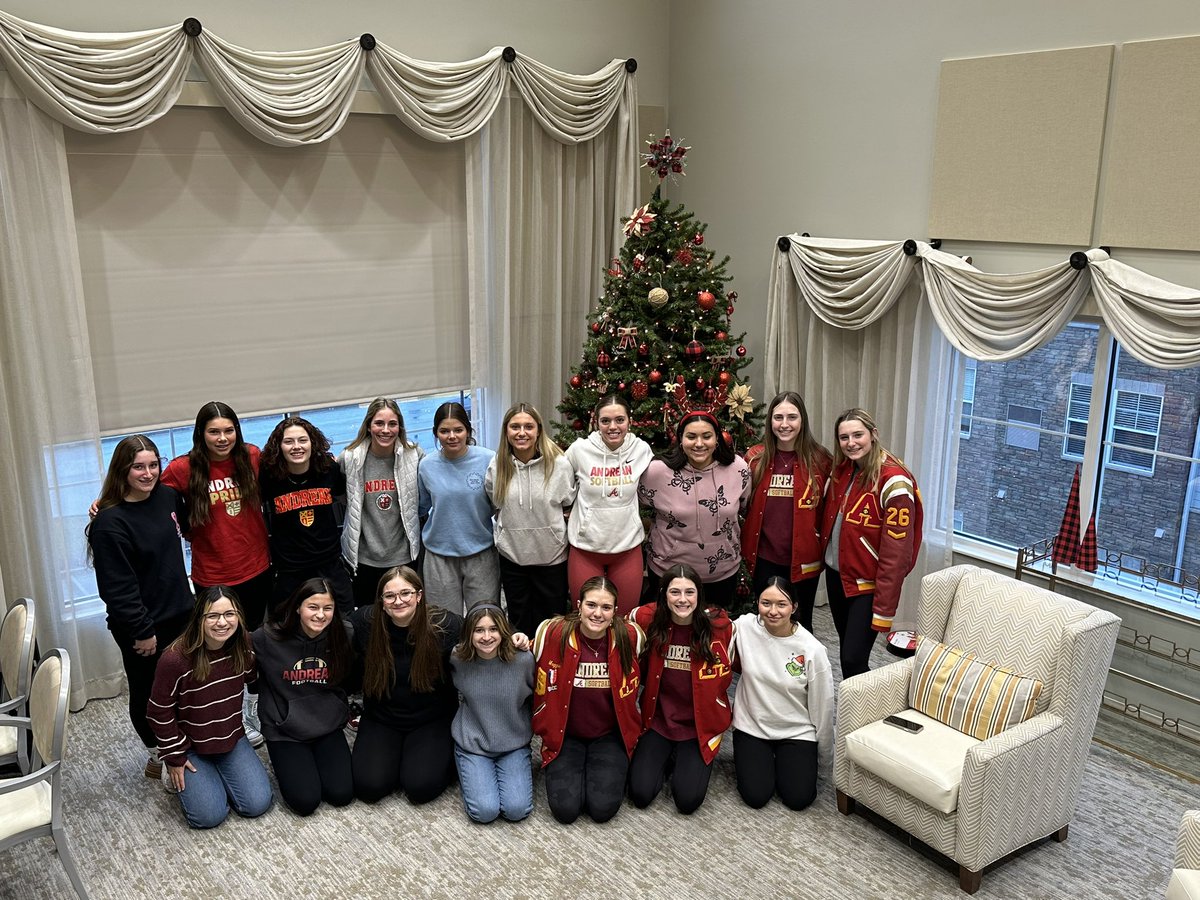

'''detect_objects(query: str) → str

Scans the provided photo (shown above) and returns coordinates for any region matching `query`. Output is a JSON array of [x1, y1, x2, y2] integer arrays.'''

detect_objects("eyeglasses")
[[382, 589, 420, 603], [203, 611, 239, 623]]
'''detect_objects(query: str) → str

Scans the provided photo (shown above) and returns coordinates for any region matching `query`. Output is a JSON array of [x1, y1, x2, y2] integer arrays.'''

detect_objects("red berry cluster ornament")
[[642, 131, 689, 181], [632, 380, 648, 400], [674, 248, 694, 267]]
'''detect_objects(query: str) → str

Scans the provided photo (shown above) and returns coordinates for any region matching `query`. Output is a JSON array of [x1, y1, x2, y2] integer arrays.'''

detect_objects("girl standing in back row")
[[819, 408, 922, 679]]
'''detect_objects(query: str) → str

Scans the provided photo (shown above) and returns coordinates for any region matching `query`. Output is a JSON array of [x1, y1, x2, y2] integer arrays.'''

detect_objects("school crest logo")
[[225, 500, 242, 517], [299, 509, 315, 527], [376, 494, 392, 511]]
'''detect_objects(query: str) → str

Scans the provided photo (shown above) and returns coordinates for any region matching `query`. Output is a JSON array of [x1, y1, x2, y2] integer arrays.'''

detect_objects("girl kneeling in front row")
[[148, 587, 273, 828], [253, 578, 355, 816], [451, 605, 535, 823], [629, 563, 734, 815], [731, 577, 833, 810], [532, 577, 644, 824]]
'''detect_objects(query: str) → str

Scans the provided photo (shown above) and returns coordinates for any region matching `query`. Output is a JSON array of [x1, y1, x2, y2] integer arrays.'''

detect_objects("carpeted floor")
[[3, 606, 1198, 900]]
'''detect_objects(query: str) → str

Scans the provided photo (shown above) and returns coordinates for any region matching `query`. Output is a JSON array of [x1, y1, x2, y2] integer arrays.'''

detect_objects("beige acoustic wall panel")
[[1100, 36, 1200, 251], [928, 45, 1113, 245]]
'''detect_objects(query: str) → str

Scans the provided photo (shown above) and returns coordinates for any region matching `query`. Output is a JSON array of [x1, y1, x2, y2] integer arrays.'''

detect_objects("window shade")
[[67, 106, 469, 431]]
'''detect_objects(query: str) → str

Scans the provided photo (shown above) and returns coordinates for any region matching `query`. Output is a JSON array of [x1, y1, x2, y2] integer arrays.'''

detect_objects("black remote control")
[[883, 715, 923, 733]]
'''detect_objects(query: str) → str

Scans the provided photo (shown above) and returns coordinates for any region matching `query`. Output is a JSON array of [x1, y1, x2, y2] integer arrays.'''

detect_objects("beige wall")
[[667, 0, 1200, 398], [1, 0, 671, 108]]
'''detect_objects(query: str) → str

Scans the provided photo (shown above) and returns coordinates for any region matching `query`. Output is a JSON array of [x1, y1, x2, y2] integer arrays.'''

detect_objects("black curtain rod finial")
[[182, 17, 202, 37], [359, 33, 376, 51], [1100, 245, 1112, 255], [1069, 251, 1089, 270], [625, 58, 637, 73], [502, 46, 517, 63], [903, 239, 917, 256], [777, 236, 791, 252], [801, 232, 810, 237], [929, 238, 942, 249]]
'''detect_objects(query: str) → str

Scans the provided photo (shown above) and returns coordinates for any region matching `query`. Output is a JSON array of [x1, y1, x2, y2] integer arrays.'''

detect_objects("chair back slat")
[[0, 597, 36, 706], [29, 649, 69, 768]]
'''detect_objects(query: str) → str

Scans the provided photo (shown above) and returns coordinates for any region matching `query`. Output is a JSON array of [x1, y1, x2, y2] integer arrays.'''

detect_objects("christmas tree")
[[555, 133, 764, 451]]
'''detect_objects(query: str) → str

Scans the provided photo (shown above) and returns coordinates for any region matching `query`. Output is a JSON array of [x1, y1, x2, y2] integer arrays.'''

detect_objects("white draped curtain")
[[0, 10, 638, 705], [765, 234, 1200, 629]]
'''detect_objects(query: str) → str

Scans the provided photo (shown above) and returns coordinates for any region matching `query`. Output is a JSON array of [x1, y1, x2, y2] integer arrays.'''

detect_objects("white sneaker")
[[160, 762, 179, 794], [243, 690, 265, 748]]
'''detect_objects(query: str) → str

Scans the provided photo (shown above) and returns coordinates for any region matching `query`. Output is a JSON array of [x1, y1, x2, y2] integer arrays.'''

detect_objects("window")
[[1106, 387, 1163, 475], [1062, 379, 1091, 461], [961, 359, 977, 437], [1005, 404, 1042, 451], [953, 323, 1200, 618]]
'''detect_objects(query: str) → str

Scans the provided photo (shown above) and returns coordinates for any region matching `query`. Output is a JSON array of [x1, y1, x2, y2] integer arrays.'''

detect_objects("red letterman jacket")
[[819, 454, 923, 632], [741, 444, 831, 582], [631, 604, 734, 765], [531, 617, 645, 767]]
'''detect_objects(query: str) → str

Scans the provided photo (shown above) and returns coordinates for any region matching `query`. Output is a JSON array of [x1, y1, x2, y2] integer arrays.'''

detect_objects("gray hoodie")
[[484, 452, 576, 565], [564, 431, 653, 554]]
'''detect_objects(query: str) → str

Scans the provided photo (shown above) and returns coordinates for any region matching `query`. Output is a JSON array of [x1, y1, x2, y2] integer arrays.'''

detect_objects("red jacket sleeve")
[[870, 473, 918, 631]]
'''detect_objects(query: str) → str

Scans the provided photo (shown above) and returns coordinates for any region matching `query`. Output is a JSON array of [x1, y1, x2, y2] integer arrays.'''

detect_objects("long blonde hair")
[[491, 402, 563, 505], [832, 407, 910, 489]]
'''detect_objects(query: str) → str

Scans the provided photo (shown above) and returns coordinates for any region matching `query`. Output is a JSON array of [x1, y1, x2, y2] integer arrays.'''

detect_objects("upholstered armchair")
[[834, 564, 1120, 894], [1169, 810, 1200, 900]]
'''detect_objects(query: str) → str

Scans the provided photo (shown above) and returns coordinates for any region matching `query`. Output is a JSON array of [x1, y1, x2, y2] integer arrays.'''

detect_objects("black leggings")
[[751, 560, 821, 632], [733, 730, 818, 810], [543, 731, 629, 824], [499, 556, 569, 637], [627, 729, 713, 815], [266, 730, 354, 816], [115, 611, 190, 749], [824, 569, 877, 679], [351, 716, 453, 804]]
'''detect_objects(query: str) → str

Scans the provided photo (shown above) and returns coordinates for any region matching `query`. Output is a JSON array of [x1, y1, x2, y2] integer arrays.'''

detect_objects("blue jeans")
[[454, 744, 533, 823], [177, 737, 273, 829]]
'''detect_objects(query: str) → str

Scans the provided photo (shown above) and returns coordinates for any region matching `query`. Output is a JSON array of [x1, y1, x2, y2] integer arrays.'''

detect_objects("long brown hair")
[[751, 391, 831, 488], [832, 407, 912, 491], [363, 566, 449, 698], [491, 402, 563, 504], [87, 434, 162, 563], [645, 563, 718, 665], [267, 577, 352, 684], [345, 398, 415, 453], [184, 402, 260, 527], [552, 576, 635, 676], [259, 416, 334, 482], [170, 586, 253, 684], [453, 604, 516, 663]]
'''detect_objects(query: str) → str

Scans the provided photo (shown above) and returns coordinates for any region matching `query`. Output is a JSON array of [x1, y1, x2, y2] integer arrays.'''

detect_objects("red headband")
[[683, 410, 721, 430]]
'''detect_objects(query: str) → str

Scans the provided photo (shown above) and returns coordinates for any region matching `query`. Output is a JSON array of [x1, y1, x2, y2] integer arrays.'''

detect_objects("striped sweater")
[[147, 647, 257, 767]]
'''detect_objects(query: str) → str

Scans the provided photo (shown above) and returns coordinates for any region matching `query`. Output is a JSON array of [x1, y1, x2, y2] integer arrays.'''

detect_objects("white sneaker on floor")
[[243, 690, 265, 748]]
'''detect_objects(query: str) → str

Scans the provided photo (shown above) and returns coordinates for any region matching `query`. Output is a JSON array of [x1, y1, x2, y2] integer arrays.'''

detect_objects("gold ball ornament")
[[648, 287, 669, 308]]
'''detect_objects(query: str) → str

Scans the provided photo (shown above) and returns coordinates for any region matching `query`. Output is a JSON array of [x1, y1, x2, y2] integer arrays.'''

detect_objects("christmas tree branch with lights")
[[555, 133, 764, 451]]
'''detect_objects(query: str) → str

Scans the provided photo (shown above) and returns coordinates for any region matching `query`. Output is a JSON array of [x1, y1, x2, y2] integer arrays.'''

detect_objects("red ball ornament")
[[726, 305, 735, 316], [695, 377, 707, 390], [716, 330, 728, 341], [572, 419, 586, 431], [697, 291, 715, 311], [569, 374, 582, 389], [638, 342, 649, 357], [685, 339, 705, 358], [596, 350, 611, 368], [591, 322, 602, 334], [631, 380, 648, 400], [722, 430, 734, 446], [675, 374, 686, 385], [704, 387, 717, 402], [717, 371, 731, 386], [735, 345, 747, 358], [618, 381, 627, 391], [649, 369, 663, 384], [693, 233, 705, 246]]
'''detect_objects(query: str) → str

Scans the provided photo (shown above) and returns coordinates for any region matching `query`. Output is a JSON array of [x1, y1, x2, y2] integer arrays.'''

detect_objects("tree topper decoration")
[[643, 131, 689, 182]]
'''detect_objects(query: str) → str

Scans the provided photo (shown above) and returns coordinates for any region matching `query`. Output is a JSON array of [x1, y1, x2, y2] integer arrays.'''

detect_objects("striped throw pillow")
[[909, 637, 1043, 741]]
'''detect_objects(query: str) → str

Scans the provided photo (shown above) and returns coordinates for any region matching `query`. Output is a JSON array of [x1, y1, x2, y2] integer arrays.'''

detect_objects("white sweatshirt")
[[485, 452, 576, 566], [731, 612, 834, 770], [564, 431, 653, 554]]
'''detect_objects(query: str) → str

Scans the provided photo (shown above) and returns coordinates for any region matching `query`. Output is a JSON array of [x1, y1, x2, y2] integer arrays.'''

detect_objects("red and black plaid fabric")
[[1078, 514, 1098, 572], [1053, 466, 1082, 567]]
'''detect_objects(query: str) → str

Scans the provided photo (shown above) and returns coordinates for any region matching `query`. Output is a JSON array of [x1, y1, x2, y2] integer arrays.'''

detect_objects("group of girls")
[[87, 386, 921, 827]]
